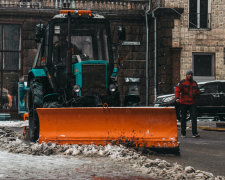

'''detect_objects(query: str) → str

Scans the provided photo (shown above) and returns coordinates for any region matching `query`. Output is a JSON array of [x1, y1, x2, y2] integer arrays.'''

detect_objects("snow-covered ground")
[[0, 120, 28, 127], [0, 150, 153, 179], [0, 121, 224, 180]]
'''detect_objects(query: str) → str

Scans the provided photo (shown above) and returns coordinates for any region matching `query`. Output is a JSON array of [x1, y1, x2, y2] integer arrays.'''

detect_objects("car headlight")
[[109, 84, 116, 92], [73, 85, 81, 93], [163, 96, 174, 103]]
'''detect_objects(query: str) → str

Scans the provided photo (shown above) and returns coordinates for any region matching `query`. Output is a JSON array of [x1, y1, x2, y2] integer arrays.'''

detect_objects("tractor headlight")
[[73, 85, 80, 93], [109, 84, 116, 92]]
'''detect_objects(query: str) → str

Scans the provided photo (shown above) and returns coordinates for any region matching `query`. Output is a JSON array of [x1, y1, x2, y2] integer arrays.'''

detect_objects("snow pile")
[[0, 120, 28, 127], [0, 127, 224, 180]]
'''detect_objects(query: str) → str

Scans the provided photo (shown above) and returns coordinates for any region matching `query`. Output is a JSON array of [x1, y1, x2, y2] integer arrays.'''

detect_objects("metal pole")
[[152, 11, 157, 101], [66, 13, 72, 89], [145, 0, 151, 106], [145, 12, 149, 106]]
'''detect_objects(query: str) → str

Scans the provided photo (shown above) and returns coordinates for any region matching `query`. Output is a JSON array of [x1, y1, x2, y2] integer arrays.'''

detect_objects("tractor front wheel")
[[28, 79, 43, 142]]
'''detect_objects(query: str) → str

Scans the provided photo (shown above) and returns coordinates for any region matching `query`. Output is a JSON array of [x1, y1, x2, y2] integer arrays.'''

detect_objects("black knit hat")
[[186, 70, 193, 76]]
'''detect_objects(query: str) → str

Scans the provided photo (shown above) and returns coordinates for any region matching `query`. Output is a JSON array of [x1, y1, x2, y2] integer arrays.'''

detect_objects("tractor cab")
[[51, 20, 111, 64], [37, 10, 113, 67]]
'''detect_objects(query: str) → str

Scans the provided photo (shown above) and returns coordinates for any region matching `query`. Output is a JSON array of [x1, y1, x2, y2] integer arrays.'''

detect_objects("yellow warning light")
[[78, 10, 92, 17], [60, 10, 75, 14], [60, 10, 92, 17]]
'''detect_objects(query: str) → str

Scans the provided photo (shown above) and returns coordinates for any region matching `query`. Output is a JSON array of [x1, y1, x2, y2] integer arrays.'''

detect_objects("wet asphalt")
[[1, 120, 225, 178], [148, 125, 225, 177]]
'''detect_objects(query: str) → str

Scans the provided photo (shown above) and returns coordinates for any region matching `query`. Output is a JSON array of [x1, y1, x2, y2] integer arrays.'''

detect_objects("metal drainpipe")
[[145, 0, 151, 106], [152, 9, 157, 101]]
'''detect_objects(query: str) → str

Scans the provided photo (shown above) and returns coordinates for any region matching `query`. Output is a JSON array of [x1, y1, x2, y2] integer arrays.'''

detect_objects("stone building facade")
[[0, 8, 56, 117], [0, 1, 151, 117], [0, 0, 224, 116], [147, 0, 225, 100], [159, 0, 225, 81]]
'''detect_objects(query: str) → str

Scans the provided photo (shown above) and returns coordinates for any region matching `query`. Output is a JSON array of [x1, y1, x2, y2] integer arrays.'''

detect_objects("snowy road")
[[0, 150, 152, 179], [0, 121, 224, 180]]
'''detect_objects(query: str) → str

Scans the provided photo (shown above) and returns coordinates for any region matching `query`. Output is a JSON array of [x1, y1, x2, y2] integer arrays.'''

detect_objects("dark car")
[[154, 80, 225, 121]]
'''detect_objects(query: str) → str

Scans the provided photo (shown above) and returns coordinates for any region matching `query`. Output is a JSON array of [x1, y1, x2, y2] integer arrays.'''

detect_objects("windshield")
[[52, 22, 109, 64]]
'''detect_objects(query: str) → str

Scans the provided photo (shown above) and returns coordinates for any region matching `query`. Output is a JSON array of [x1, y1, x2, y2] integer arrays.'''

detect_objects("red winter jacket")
[[175, 78, 200, 105]]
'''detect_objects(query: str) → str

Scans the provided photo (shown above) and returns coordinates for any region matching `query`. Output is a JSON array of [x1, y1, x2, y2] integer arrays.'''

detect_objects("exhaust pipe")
[[66, 12, 72, 89]]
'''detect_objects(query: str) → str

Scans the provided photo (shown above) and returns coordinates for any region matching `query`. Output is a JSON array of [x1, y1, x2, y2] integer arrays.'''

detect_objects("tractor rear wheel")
[[29, 79, 43, 142]]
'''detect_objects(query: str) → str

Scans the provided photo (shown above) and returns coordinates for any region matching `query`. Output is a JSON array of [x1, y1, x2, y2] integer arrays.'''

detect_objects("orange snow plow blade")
[[37, 107, 178, 148]]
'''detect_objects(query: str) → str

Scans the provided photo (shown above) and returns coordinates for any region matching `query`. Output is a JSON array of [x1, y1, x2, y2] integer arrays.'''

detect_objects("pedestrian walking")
[[175, 70, 200, 138]]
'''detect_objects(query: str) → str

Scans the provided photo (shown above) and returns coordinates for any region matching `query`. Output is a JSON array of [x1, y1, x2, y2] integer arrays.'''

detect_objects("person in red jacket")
[[175, 70, 200, 138]]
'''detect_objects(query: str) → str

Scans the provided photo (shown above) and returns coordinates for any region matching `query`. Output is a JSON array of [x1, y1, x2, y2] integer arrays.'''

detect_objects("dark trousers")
[[180, 104, 198, 136]]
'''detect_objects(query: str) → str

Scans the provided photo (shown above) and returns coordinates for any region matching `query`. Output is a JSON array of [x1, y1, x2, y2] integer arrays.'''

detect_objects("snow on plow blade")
[[37, 107, 178, 148]]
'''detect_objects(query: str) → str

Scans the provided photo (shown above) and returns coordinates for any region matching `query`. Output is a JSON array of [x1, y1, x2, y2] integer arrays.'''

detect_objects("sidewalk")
[[177, 119, 225, 132]]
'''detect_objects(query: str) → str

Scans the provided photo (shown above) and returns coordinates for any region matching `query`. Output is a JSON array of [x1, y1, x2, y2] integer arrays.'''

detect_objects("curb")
[[197, 126, 225, 132], [177, 124, 225, 132]]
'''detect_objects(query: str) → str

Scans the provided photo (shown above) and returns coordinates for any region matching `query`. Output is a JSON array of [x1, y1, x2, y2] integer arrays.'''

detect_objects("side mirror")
[[200, 88, 205, 94], [117, 26, 126, 41], [35, 24, 45, 43]]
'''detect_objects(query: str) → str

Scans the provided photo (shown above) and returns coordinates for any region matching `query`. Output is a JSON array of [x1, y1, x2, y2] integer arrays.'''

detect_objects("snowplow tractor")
[[18, 10, 179, 153]]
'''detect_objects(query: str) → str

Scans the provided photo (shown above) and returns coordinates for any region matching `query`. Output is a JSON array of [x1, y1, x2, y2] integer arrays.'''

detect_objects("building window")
[[0, 24, 21, 110], [193, 53, 215, 81], [189, 0, 210, 29], [0, 24, 21, 70]]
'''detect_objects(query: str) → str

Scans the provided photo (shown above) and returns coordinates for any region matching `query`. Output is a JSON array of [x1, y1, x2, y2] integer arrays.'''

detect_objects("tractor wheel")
[[28, 79, 43, 142]]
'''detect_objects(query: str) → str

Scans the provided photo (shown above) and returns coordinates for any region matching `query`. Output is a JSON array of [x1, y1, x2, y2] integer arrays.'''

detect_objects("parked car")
[[154, 80, 225, 121]]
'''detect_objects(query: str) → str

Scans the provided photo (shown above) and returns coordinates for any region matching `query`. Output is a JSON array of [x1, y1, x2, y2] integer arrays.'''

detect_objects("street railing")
[[0, 0, 149, 10]]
